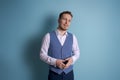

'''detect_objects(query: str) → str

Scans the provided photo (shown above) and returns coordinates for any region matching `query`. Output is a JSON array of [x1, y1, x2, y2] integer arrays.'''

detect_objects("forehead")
[[61, 14, 72, 19]]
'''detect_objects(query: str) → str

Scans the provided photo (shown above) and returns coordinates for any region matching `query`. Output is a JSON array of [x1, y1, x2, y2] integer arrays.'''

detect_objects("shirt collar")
[[55, 29, 68, 36]]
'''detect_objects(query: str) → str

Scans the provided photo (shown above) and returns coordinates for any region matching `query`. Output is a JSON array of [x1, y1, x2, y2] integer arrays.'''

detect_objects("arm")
[[64, 34, 80, 68], [71, 34, 80, 64], [40, 33, 66, 69], [40, 33, 57, 66]]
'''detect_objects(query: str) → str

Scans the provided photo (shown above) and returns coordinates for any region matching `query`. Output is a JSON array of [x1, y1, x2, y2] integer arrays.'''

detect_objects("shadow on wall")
[[24, 15, 56, 80]]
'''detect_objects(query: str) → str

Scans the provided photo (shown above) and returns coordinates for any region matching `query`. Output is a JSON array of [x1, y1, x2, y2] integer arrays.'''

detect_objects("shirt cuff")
[[50, 58, 57, 67], [71, 56, 76, 64]]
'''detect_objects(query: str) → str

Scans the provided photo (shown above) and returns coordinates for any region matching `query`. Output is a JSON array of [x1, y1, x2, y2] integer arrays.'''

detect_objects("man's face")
[[58, 14, 72, 31]]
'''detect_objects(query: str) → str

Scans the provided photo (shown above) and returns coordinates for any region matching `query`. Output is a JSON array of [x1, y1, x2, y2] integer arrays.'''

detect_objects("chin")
[[63, 29, 68, 31]]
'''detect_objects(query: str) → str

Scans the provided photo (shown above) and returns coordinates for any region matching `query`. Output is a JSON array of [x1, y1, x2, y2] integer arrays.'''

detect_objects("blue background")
[[0, 0, 120, 80]]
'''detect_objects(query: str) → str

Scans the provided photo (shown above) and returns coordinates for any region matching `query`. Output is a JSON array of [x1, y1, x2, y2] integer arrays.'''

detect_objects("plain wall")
[[0, 0, 120, 80]]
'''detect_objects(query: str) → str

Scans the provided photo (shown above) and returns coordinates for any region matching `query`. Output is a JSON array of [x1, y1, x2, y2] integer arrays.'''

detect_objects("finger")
[[67, 58, 73, 63], [59, 65, 63, 69], [64, 64, 70, 69], [61, 63, 66, 67], [58, 62, 65, 69], [65, 60, 72, 68]]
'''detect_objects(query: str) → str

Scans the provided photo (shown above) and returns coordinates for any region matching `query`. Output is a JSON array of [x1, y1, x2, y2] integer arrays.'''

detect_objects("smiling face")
[[58, 13, 72, 31]]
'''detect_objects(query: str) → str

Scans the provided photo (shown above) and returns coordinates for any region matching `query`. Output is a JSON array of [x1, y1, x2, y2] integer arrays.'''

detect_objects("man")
[[40, 11, 80, 80]]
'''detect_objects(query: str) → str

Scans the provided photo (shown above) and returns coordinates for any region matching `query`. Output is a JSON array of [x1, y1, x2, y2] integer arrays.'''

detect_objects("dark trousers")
[[48, 70, 74, 80]]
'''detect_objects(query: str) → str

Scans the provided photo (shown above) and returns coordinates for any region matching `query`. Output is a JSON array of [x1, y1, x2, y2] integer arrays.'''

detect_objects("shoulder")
[[45, 32, 50, 37], [43, 30, 56, 39], [67, 32, 75, 37], [43, 33, 50, 40], [67, 32, 73, 36], [68, 32, 78, 41]]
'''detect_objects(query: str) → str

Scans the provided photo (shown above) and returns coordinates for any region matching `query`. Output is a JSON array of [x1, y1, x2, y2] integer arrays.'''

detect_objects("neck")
[[57, 27, 67, 36]]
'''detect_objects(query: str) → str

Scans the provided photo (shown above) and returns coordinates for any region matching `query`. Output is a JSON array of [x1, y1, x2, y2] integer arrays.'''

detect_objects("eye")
[[68, 20, 71, 22]]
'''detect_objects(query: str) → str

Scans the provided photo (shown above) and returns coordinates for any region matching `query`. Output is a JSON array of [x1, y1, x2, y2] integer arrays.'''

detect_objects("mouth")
[[64, 24, 69, 26]]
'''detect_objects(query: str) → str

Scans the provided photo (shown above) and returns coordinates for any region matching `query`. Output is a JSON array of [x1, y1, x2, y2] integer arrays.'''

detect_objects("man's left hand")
[[64, 57, 73, 69]]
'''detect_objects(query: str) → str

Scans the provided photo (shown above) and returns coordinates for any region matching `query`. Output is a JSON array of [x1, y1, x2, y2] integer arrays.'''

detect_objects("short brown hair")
[[59, 11, 73, 19]]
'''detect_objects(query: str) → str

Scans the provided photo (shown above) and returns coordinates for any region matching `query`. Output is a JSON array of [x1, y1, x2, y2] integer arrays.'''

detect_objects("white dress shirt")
[[40, 30, 80, 67]]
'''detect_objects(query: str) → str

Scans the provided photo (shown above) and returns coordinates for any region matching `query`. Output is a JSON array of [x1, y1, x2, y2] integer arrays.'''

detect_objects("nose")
[[65, 20, 69, 24]]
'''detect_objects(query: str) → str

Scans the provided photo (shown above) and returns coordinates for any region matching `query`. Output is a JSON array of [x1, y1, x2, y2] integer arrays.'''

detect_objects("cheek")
[[59, 21, 64, 25], [61, 21, 66, 24]]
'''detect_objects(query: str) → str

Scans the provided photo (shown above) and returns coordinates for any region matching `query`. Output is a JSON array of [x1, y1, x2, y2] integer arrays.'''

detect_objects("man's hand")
[[64, 57, 73, 69], [56, 59, 66, 69], [56, 57, 73, 69]]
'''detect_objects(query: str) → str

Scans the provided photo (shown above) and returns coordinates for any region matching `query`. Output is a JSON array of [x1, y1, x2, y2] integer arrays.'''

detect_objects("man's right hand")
[[56, 59, 66, 69]]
